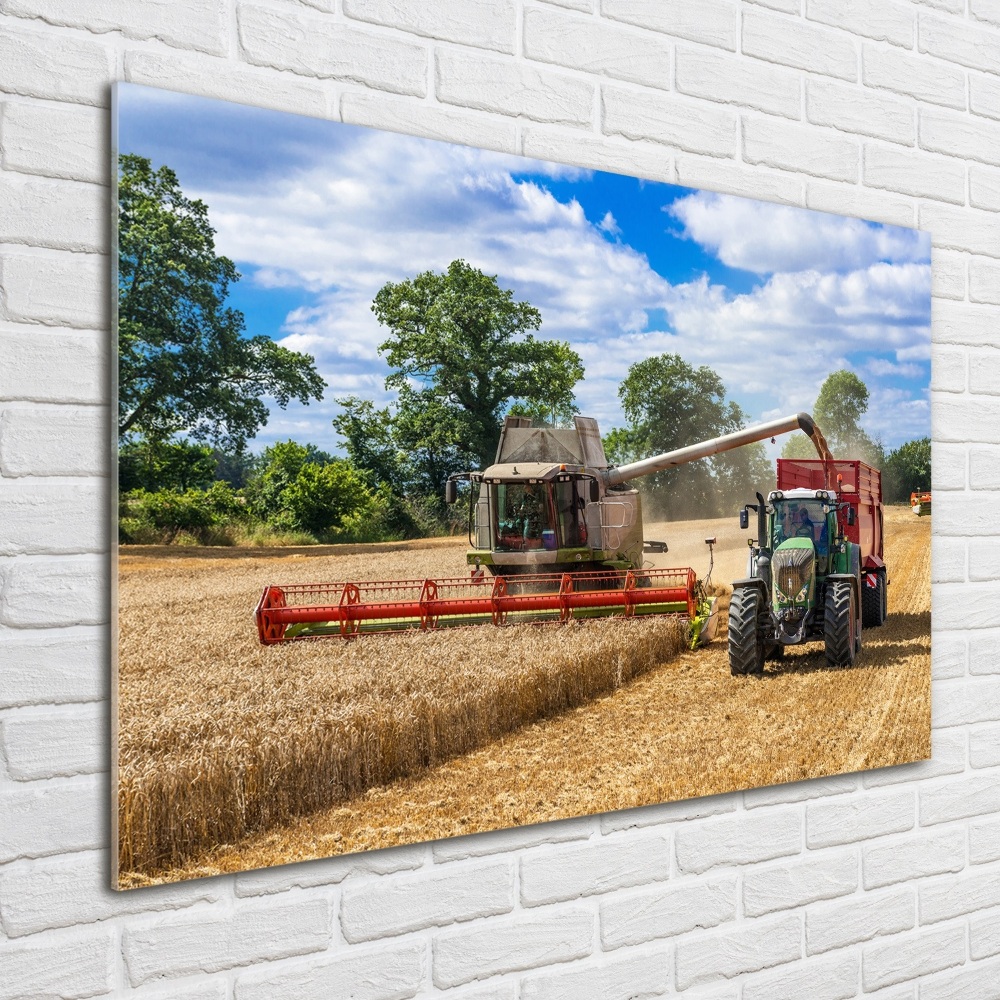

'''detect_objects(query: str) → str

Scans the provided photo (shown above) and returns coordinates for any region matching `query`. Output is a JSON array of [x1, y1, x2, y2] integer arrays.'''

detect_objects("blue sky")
[[115, 83, 932, 459]]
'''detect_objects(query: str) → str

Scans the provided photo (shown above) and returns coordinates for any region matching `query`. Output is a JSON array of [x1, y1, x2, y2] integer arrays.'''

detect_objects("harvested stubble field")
[[117, 507, 929, 887]]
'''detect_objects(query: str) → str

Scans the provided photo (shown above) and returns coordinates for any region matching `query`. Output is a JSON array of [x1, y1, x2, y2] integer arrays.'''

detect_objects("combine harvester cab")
[[257, 413, 824, 647], [729, 458, 887, 676]]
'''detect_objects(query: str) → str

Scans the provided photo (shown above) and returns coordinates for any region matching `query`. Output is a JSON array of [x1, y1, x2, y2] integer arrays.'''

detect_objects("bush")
[[119, 483, 245, 544]]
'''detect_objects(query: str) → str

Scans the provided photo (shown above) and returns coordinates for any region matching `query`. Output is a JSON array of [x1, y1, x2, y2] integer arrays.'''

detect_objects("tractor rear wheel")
[[824, 579, 858, 668], [862, 569, 886, 628], [729, 587, 765, 676]]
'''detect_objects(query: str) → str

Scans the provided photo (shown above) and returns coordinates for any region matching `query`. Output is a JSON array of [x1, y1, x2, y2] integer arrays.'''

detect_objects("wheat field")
[[117, 507, 929, 887]]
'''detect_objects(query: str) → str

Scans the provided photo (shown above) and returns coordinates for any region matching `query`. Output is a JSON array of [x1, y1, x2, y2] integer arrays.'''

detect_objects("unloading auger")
[[255, 412, 829, 643]]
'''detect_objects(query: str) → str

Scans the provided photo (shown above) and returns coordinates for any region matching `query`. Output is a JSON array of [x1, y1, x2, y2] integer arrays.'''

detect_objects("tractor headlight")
[[794, 581, 810, 602]]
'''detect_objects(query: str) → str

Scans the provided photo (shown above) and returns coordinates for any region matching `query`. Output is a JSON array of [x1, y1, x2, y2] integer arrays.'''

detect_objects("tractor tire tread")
[[825, 579, 856, 668], [862, 570, 886, 628], [729, 587, 764, 676]]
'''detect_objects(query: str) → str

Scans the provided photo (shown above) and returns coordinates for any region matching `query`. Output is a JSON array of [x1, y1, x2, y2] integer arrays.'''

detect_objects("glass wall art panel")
[[113, 83, 932, 888]]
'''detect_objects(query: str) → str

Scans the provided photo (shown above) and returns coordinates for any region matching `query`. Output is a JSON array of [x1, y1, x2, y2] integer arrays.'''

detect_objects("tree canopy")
[[783, 369, 879, 462], [372, 259, 584, 468], [883, 436, 930, 502], [117, 154, 325, 452], [607, 353, 771, 518]]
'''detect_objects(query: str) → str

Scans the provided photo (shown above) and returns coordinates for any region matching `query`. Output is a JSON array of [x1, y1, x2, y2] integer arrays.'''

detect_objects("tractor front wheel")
[[729, 587, 765, 676], [825, 579, 858, 668], [862, 569, 887, 628]]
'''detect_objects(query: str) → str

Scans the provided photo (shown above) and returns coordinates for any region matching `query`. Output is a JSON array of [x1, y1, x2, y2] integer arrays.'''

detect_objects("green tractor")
[[728, 486, 865, 675]]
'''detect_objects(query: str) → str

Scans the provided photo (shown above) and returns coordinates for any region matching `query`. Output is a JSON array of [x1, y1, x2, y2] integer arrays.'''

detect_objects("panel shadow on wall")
[[113, 83, 932, 889]]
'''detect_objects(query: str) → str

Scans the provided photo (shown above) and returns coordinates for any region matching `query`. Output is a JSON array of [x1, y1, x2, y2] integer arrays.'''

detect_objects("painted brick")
[[0, 24, 111, 105], [970, 257, 1000, 304], [862, 43, 966, 111], [519, 947, 671, 1000], [863, 828, 966, 890], [0, 481, 104, 555], [520, 834, 670, 905], [0, 250, 107, 329], [0, 100, 106, 184], [921, 107, 1000, 168], [935, 300, 1000, 347], [931, 345, 967, 392], [920, 961, 1000, 1000], [599, 794, 737, 835], [862, 924, 965, 991], [971, 72, 1000, 121], [677, 155, 802, 205], [807, 790, 914, 847], [970, 164, 1000, 212], [603, 87, 737, 155], [971, 0, 1000, 26], [0, 405, 105, 477], [931, 445, 967, 493], [970, 449, 1000, 489], [971, 724, 1000, 766], [807, 79, 914, 145], [919, 12, 1000, 75], [127, 984, 228, 1000], [863, 143, 964, 204], [911, 0, 964, 11], [234, 942, 424, 1000], [933, 632, 967, 680], [124, 898, 332, 986], [921, 773, 1000, 825], [0, 628, 105, 707], [743, 9, 857, 81], [806, 886, 914, 955], [524, 7, 671, 90], [932, 536, 965, 584], [675, 914, 801, 991], [969, 631, 1000, 674], [124, 50, 330, 120], [234, 844, 425, 896], [742, 951, 859, 1000], [806, 0, 913, 47], [743, 850, 858, 917], [600, 0, 737, 50], [431, 815, 591, 861], [744, 773, 857, 809], [437, 49, 592, 125], [2, 703, 104, 779], [935, 583, 1000, 631], [239, 5, 427, 96], [746, 0, 800, 12], [970, 351, 1000, 397], [971, 909, 1000, 958], [600, 874, 737, 949], [919, 868, 1000, 924], [675, 809, 800, 874], [343, 92, 517, 154], [344, 0, 516, 54], [0, 776, 101, 863], [0, 555, 107, 628], [931, 253, 966, 302], [744, 116, 858, 182], [3, 0, 227, 55], [0, 326, 105, 403], [805, 181, 914, 228], [433, 909, 593, 988], [934, 676, 1000, 726], [0, 173, 104, 252], [0, 851, 220, 937], [522, 126, 672, 184], [920, 203, 1000, 258], [0, 928, 114, 1000], [341, 859, 513, 942], [676, 46, 800, 119]]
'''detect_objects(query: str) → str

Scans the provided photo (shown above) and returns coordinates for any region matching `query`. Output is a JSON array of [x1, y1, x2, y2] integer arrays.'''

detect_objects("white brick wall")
[[1, 2, 999, 998]]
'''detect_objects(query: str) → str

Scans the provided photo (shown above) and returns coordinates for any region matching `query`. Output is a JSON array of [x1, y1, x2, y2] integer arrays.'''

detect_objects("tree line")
[[117, 155, 929, 546]]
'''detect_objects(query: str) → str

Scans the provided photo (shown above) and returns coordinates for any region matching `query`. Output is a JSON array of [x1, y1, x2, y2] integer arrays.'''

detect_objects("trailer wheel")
[[862, 569, 886, 628], [824, 579, 857, 668], [729, 587, 765, 676]]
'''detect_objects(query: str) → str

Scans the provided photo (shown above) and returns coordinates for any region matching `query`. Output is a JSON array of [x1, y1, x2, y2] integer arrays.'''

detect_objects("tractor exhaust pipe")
[[603, 412, 824, 488]]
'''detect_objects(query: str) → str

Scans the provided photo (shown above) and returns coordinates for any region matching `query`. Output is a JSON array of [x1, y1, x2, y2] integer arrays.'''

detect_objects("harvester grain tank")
[[729, 458, 886, 675], [255, 412, 828, 644]]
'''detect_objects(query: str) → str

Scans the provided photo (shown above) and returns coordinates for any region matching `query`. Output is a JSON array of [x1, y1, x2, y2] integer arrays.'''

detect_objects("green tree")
[[118, 437, 216, 492], [372, 259, 584, 468], [117, 154, 325, 452], [609, 354, 771, 518], [782, 369, 880, 462], [883, 437, 931, 503]]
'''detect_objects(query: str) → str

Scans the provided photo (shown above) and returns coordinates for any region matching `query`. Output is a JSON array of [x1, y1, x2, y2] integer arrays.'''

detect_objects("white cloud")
[[668, 191, 929, 275], [599, 211, 621, 236]]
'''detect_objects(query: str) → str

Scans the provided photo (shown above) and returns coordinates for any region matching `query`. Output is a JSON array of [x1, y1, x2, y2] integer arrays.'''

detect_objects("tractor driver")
[[519, 484, 543, 542], [794, 508, 815, 538]]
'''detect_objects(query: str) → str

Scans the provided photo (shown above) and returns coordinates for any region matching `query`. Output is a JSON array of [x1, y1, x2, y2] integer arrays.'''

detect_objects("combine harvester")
[[256, 412, 830, 645], [910, 491, 931, 516]]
